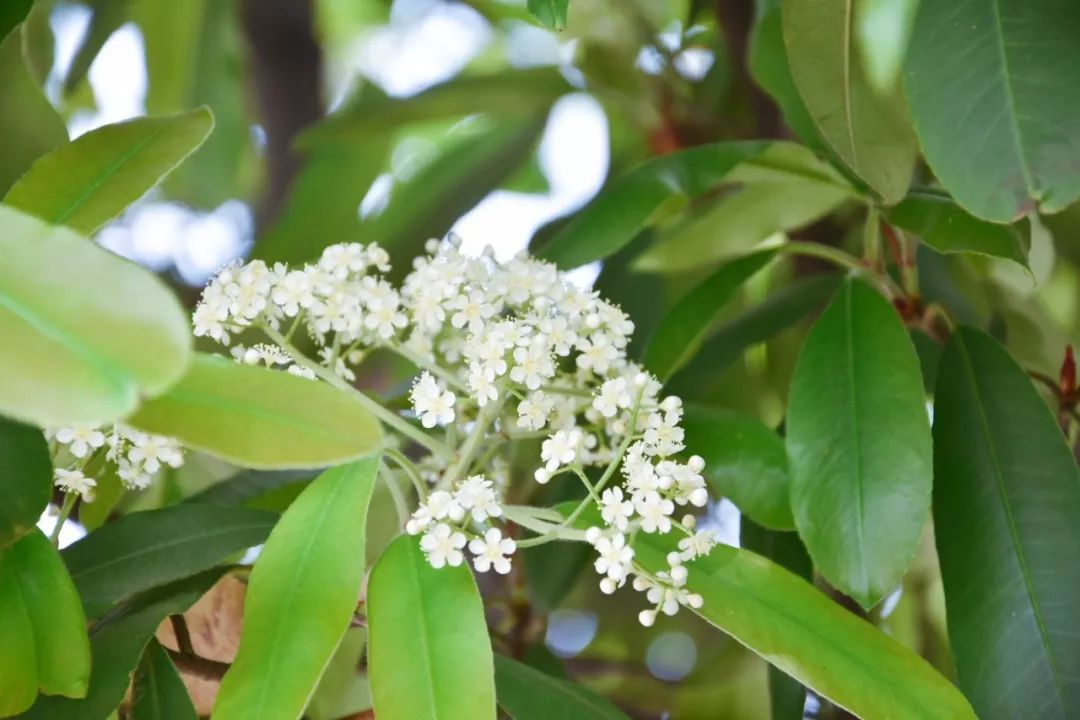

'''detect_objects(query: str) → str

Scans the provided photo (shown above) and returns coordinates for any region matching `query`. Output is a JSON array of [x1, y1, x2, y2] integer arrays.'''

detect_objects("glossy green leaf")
[[667, 273, 841, 396], [127, 353, 383, 469], [19, 569, 222, 720], [0, 206, 192, 427], [0, 0, 32, 41], [683, 407, 794, 530], [494, 654, 628, 719], [368, 535, 496, 720], [0, 531, 91, 715], [786, 278, 932, 608], [905, 0, 1080, 221], [537, 141, 771, 269], [644, 251, 775, 380], [527, 0, 569, 29], [4, 108, 214, 234], [183, 469, 319, 507], [213, 458, 380, 720], [131, 639, 197, 720], [890, 190, 1029, 267], [63, 503, 277, 620], [783, 0, 916, 203], [932, 327, 1080, 718], [633, 534, 976, 720], [740, 519, 812, 720], [0, 26, 67, 195], [0, 418, 50, 548]]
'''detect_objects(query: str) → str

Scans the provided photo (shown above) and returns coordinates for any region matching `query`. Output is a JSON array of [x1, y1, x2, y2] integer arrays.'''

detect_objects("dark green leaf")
[[889, 190, 1029, 267], [783, 0, 916, 203], [786, 278, 932, 608], [932, 327, 1080, 718], [19, 569, 223, 720], [905, 0, 1080, 221], [368, 535, 496, 720], [63, 504, 277, 620], [494, 654, 628, 719], [0, 27, 67, 195], [0, 530, 91, 713], [0, 0, 32, 42], [683, 406, 794, 530], [0, 418, 50, 548], [527, 0, 569, 29], [4, 108, 215, 235], [0, 206, 192, 427], [127, 353, 383, 469], [130, 639, 196, 720], [644, 251, 776, 379], [183, 469, 319, 507], [740, 519, 811, 720], [633, 534, 976, 720], [213, 458, 380, 719]]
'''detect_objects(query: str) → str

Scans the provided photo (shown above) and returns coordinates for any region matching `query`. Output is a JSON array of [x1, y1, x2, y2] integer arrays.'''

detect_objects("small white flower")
[[424, 490, 465, 523], [575, 333, 620, 374], [599, 487, 635, 531], [592, 377, 632, 418], [54, 469, 96, 502], [516, 391, 554, 431], [540, 429, 582, 471], [678, 529, 718, 560], [510, 339, 554, 390], [127, 432, 183, 474], [54, 425, 105, 459], [467, 368, 500, 407], [634, 490, 675, 533], [469, 528, 516, 574], [449, 290, 497, 332], [271, 269, 315, 316], [420, 523, 467, 568], [410, 372, 456, 428], [453, 475, 502, 522], [593, 532, 634, 581]]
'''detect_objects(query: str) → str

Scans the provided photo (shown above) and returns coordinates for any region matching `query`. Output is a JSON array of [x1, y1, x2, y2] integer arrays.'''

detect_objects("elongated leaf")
[[62, 0, 125, 95], [905, 0, 1080, 221], [0, 0, 32, 41], [528, 0, 568, 29], [131, 639, 197, 720], [890, 190, 1029, 267], [494, 654, 627, 719], [644, 251, 776, 380], [183, 469, 318, 507], [684, 407, 794, 530], [127, 353, 382, 469], [0, 206, 191, 427], [63, 503, 277, 620], [933, 327, 1080, 718], [19, 569, 222, 720], [368, 535, 496, 720], [213, 458, 380, 720], [786, 278, 932, 608], [633, 534, 976, 720], [667, 273, 841, 396], [0, 531, 92, 715], [0, 418, 50, 548], [537, 141, 771, 269], [0, 27, 66, 195], [4, 108, 214, 235], [783, 0, 916, 202]]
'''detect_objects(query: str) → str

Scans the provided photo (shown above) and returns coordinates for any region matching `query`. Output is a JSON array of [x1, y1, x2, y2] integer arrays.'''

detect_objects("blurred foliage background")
[[8, 0, 1080, 717]]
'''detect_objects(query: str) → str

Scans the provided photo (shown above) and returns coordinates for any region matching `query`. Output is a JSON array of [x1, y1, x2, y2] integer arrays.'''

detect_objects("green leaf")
[[19, 569, 222, 720], [739, 519, 812, 720], [633, 534, 977, 720], [62, 0, 125, 95], [527, 0, 569, 29], [63, 503, 277, 621], [932, 327, 1080, 718], [367, 535, 496, 720], [683, 406, 794, 530], [127, 353, 383, 469], [494, 654, 627, 719], [0, 530, 92, 714], [4, 108, 214, 235], [905, 0, 1080, 222], [183, 469, 319, 507], [0, 26, 67, 195], [783, 0, 916, 203], [786, 278, 932, 608], [889, 190, 1029, 267], [213, 458, 380, 720], [0, 206, 192, 427], [0, 0, 32, 41], [130, 639, 197, 720], [644, 251, 775, 380], [0, 418, 50, 548]]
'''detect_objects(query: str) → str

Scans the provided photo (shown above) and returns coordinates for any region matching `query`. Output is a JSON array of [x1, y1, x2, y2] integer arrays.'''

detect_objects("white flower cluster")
[[48, 423, 185, 501], [193, 236, 717, 625]]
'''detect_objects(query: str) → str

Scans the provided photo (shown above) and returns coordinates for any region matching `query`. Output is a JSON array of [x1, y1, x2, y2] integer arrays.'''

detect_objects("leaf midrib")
[[408, 543, 444, 719], [843, 283, 870, 599], [841, 0, 859, 167], [954, 333, 1069, 713], [988, 0, 1036, 199]]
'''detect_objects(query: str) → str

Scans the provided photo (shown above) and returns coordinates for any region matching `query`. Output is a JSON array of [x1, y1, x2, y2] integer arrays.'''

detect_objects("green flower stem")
[[572, 466, 603, 505], [383, 446, 428, 500], [384, 341, 467, 392], [50, 493, 78, 546], [778, 241, 903, 297], [440, 396, 505, 491], [379, 461, 409, 525], [262, 325, 454, 461]]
